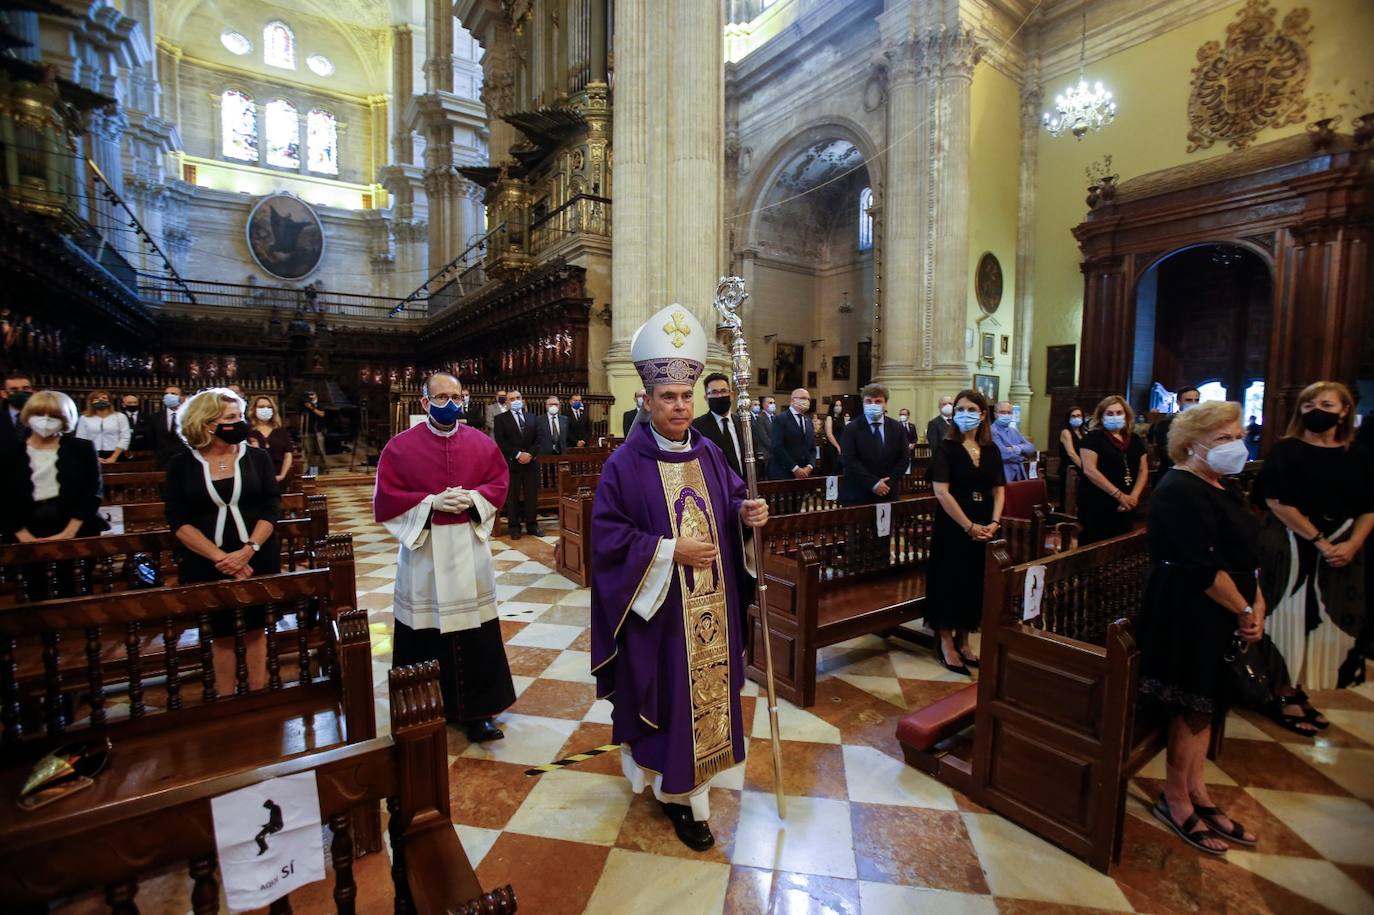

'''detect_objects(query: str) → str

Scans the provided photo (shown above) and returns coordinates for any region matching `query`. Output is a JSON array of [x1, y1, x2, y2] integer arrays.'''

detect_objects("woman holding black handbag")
[[1137, 400, 1261, 856]]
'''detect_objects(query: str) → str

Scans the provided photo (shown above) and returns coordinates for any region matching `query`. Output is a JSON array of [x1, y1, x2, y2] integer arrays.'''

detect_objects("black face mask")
[[213, 420, 250, 444], [8, 390, 31, 410], [1301, 408, 1341, 434], [708, 395, 732, 416]]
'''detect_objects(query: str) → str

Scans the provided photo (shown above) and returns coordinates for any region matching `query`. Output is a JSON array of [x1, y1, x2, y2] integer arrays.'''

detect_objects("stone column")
[[1009, 83, 1041, 412], [875, 35, 926, 411], [589, 0, 608, 83], [424, 0, 455, 93], [607, 0, 725, 414], [392, 25, 416, 164]]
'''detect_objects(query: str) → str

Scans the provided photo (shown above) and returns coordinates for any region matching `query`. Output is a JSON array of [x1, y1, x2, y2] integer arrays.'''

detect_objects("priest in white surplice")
[[374, 372, 515, 742]]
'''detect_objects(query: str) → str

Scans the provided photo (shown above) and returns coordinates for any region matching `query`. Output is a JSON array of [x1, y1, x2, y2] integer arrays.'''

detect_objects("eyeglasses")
[[428, 394, 456, 405]]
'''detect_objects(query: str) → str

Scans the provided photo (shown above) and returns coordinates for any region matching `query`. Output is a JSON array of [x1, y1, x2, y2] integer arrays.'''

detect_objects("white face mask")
[[635, 397, 644, 408], [255, 407, 274, 421], [940, 404, 954, 417], [163, 393, 181, 408], [547, 405, 560, 416], [28, 415, 64, 438], [1198, 439, 1249, 476]]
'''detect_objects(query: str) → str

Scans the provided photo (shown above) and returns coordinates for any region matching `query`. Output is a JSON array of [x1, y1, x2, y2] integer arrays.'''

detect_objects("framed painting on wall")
[[832, 355, 850, 381], [1046, 344, 1077, 389], [757, 368, 769, 388], [774, 342, 804, 392], [807, 371, 818, 389], [973, 373, 1000, 402]]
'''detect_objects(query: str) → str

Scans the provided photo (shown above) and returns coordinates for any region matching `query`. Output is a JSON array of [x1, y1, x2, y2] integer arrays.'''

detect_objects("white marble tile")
[[732, 791, 856, 879], [834, 673, 907, 709], [859, 883, 998, 915], [497, 601, 548, 620], [540, 650, 596, 684], [453, 824, 501, 869], [459, 713, 577, 767], [505, 622, 584, 650], [1222, 712, 1276, 741], [557, 588, 592, 607], [888, 648, 968, 682], [532, 573, 578, 590], [511, 675, 535, 697], [1323, 708, 1374, 747], [712, 758, 746, 791], [1284, 744, 1374, 799], [962, 812, 1133, 911], [504, 769, 634, 845], [1248, 789, 1374, 865], [512, 560, 553, 574], [842, 745, 958, 810], [584, 849, 730, 915], [1227, 851, 1374, 915], [1135, 747, 1237, 786], [495, 583, 527, 602], [583, 698, 615, 725], [751, 696, 841, 744]]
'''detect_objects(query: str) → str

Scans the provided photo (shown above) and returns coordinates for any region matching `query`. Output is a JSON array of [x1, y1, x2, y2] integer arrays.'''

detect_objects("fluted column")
[[608, 0, 725, 414], [424, 0, 455, 93], [1009, 83, 1041, 409], [875, 37, 926, 409], [392, 26, 415, 164]]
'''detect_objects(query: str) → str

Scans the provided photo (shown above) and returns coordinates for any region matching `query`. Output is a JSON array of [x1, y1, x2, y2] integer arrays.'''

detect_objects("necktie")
[[168, 411, 174, 431], [798, 413, 805, 433], [873, 422, 883, 445], [515, 412, 523, 432], [550, 416, 558, 449]]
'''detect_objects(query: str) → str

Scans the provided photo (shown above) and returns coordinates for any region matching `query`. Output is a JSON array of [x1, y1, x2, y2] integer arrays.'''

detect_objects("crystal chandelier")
[[1042, 1, 1117, 140]]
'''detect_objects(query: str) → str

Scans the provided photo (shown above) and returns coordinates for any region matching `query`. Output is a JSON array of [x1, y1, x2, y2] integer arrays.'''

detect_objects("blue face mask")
[[428, 399, 461, 424], [953, 411, 982, 432], [1068, 416, 1083, 428], [995, 415, 1013, 427], [863, 403, 884, 422], [510, 399, 524, 412], [1102, 414, 1127, 431]]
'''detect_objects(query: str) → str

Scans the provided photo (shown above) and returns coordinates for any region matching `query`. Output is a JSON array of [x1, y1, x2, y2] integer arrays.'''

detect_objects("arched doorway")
[[741, 137, 874, 404], [1129, 243, 1273, 431]]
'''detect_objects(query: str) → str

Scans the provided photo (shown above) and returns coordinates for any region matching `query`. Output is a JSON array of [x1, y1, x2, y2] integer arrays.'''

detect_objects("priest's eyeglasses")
[[427, 394, 456, 405]]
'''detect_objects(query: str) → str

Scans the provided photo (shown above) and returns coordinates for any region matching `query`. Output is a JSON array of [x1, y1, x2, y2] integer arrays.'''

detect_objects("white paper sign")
[[1023, 564, 1046, 622], [1027, 461, 1039, 480], [211, 771, 325, 911], [875, 502, 892, 538], [825, 475, 838, 502], [98, 505, 124, 535]]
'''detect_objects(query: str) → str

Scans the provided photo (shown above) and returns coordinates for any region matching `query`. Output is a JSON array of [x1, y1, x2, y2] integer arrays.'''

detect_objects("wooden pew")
[[101, 470, 318, 505], [497, 449, 611, 538], [106, 491, 329, 542], [0, 660, 515, 913], [748, 496, 940, 707]]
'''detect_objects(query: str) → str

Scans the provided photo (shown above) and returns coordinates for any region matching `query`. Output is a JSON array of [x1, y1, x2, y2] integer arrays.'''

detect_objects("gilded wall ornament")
[[1186, 1, 1312, 153]]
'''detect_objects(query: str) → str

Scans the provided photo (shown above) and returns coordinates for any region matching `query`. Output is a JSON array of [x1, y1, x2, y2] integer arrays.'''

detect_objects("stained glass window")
[[221, 30, 251, 56], [307, 109, 338, 175], [265, 99, 300, 169], [221, 90, 257, 162], [1198, 381, 1228, 403], [858, 186, 873, 250], [264, 21, 296, 69]]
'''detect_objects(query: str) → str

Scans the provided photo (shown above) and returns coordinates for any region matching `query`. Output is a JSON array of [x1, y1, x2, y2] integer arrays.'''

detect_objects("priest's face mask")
[[422, 377, 460, 414], [648, 384, 694, 438]]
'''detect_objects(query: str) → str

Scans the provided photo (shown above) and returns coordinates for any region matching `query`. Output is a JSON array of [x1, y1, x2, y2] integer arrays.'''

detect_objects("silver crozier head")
[[713, 276, 748, 331]]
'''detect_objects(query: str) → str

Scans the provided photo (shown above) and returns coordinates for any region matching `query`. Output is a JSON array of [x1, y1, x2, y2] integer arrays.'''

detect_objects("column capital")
[[881, 36, 925, 85], [927, 26, 983, 81]]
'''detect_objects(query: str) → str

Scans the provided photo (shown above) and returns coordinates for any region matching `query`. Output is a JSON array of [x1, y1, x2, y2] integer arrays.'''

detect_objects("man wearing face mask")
[[754, 395, 776, 470], [1, 371, 34, 452], [767, 388, 816, 481], [622, 388, 648, 437], [839, 384, 909, 505], [152, 385, 189, 469], [535, 395, 570, 458], [897, 408, 917, 459], [692, 373, 759, 481], [374, 372, 515, 741], [1151, 386, 1200, 478], [454, 388, 479, 429], [121, 393, 153, 456], [493, 389, 543, 538], [991, 401, 1038, 482], [301, 391, 327, 475], [483, 389, 509, 434], [566, 393, 592, 447], [926, 395, 955, 445]]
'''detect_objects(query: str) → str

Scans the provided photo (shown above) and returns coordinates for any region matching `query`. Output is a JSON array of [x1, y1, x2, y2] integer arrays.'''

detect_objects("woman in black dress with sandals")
[[926, 389, 1005, 675], [1078, 395, 1149, 545], [1137, 400, 1262, 856]]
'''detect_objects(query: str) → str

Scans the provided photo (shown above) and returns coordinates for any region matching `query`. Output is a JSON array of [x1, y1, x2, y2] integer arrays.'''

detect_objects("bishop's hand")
[[674, 537, 718, 569], [740, 498, 769, 529]]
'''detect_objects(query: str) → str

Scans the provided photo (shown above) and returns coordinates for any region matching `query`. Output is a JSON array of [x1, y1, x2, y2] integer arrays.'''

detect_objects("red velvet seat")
[[895, 683, 978, 752], [1002, 478, 1048, 521]]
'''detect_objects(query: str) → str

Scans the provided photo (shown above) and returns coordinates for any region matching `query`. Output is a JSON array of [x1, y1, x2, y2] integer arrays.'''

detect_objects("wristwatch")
[[248, 541, 261, 553], [1240, 605, 1253, 616]]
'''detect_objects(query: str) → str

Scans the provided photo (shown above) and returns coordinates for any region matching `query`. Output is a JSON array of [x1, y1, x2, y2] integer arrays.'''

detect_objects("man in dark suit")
[[121, 392, 153, 456], [1, 371, 33, 453], [535, 395, 570, 458], [767, 388, 816, 481], [454, 388, 481, 430], [896, 407, 918, 457], [926, 395, 954, 445], [754, 395, 776, 471], [152, 385, 189, 469], [692, 373, 750, 480], [621, 387, 647, 437], [839, 384, 910, 505], [566, 393, 592, 447], [493, 390, 542, 538]]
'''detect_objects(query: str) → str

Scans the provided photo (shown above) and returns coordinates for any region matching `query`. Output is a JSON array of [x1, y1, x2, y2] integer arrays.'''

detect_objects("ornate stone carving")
[[1186, 1, 1312, 153]]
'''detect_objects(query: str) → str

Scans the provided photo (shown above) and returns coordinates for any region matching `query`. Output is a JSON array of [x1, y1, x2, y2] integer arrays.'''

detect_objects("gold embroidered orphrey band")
[[658, 457, 735, 786]]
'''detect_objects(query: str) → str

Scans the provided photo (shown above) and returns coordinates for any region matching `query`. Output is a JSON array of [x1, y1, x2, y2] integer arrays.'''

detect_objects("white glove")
[[434, 488, 473, 514]]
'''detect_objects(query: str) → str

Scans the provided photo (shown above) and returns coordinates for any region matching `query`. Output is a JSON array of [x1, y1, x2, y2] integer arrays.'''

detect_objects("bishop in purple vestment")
[[590, 304, 768, 852]]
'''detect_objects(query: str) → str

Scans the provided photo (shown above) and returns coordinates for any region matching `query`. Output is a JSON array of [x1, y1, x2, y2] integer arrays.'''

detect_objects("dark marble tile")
[[1336, 863, 1374, 900], [509, 678, 598, 720], [475, 833, 609, 915], [614, 787, 741, 864], [1213, 738, 1353, 795], [994, 900, 1130, 915], [503, 645, 561, 677], [806, 677, 908, 761], [553, 722, 623, 777], [1133, 779, 1322, 858], [498, 620, 528, 642], [568, 627, 593, 652], [743, 738, 847, 800], [537, 604, 592, 627], [850, 802, 989, 894], [447, 757, 541, 830], [723, 866, 862, 915]]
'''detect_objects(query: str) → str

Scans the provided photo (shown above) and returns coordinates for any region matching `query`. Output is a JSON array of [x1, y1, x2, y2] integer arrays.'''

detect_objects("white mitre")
[[630, 304, 707, 387]]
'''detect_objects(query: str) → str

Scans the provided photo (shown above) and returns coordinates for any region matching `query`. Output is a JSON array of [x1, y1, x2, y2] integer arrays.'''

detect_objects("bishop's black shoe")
[[465, 718, 504, 743], [659, 801, 714, 851]]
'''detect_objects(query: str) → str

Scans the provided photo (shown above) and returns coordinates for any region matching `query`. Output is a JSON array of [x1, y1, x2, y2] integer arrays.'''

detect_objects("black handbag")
[[1222, 633, 1273, 707]]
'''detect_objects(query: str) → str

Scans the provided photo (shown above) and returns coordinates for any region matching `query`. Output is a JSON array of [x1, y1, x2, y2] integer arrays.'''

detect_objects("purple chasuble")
[[590, 427, 749, 795]]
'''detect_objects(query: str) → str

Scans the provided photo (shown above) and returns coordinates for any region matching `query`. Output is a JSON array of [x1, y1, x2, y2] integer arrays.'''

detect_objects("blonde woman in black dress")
[[926, 389, 1006, 675]]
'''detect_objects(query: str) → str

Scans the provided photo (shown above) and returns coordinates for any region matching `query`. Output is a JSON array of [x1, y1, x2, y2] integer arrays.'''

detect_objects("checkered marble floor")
[[321, 480, 1374, 915]]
